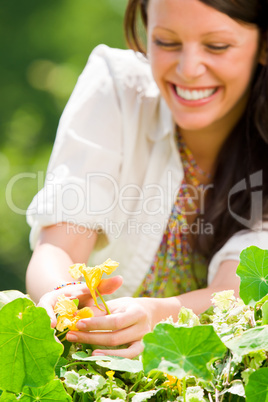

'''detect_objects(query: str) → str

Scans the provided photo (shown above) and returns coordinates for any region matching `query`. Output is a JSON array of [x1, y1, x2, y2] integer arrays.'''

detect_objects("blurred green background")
[[0, 0, 127, 292]]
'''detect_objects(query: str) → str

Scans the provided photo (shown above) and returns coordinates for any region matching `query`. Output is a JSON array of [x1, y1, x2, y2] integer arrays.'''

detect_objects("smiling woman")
[[147, 0, 260, 135], [26, 0, 268, 359]]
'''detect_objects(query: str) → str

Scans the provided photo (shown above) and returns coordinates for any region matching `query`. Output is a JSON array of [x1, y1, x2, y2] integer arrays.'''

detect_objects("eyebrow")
[[203, 30, 234, 35], [152, 27, 234, 36]]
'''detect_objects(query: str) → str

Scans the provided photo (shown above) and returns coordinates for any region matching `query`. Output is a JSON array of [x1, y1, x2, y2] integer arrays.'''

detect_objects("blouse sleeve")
[[26, 45, 124, 250], [208, 224, 268, 284]]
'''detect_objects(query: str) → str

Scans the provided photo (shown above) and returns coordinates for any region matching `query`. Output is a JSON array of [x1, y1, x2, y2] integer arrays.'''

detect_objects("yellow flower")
[[68, 263, 86, 280], [54, 295, 94, 332], [162, 374, 182, 393], [69, 258, 119, 310], [106, 370, 115, 380]]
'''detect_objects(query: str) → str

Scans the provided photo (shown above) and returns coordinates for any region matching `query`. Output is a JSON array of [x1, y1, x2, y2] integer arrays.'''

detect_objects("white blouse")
[[27, 45, 268, 298]]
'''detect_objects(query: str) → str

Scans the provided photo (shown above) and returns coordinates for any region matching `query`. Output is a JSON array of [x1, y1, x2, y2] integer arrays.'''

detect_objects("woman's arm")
[[65, 259, 240, 358], [175, 259, 240, 316], [26, 223, 97, 303]]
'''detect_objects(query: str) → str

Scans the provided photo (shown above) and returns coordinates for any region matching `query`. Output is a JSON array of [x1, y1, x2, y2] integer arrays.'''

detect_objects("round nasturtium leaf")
[[142, 323, 227, 380], [237, 246, 268, 305], [245, 368, 268, 402], [20, 379, 72, 402], [0, 290, 29, 311], [0, 391, 17, 401], [225, 326, 268, 357], [0, 298, 63, 393]]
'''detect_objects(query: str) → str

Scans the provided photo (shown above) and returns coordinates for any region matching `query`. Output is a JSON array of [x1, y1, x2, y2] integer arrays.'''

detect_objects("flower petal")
[[54, 295, 77, 316], [56, 315, 73, 332], [69, 308, 94, 331], [69, 263, 86, 280], [81, 266, 103, 309], [77, 307, 94, 320], [100, 258, 119, 275]]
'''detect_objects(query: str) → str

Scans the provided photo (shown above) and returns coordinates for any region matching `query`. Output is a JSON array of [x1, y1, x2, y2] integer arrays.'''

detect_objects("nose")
[[176, 46, 206, 81]]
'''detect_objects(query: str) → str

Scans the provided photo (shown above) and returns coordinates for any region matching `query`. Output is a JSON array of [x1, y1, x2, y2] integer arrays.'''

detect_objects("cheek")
[[149, 50, 174, 83], [213, 51, 257, 93]]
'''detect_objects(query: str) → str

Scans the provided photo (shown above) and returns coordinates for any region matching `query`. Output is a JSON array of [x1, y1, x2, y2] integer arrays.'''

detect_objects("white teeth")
[[175, 86, 216, 100]]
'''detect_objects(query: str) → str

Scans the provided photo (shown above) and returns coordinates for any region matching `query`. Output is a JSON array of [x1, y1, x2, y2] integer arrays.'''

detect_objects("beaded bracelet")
[[54, 281, 82, 290]]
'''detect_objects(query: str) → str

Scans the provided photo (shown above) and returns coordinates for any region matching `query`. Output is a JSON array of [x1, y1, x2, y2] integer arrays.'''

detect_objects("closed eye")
[[153, 39, 182, 49], [206, 44, 230, 51]]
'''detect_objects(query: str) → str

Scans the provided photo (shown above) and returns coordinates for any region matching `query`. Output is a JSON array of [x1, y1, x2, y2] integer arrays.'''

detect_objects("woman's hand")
[[66, 297, 159, 359], [37, 275, 123, 328]]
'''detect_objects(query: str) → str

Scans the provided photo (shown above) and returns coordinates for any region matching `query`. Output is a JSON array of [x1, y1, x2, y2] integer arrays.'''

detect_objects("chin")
[[175, 118, 213, 132]]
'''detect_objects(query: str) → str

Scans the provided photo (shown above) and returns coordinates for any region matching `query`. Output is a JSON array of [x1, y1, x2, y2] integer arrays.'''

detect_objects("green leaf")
[[64, 371, 105, 393], [219, 380, 245, 398], [20, 379, 72, 401], [73, 299, 79, 307], [225, 326, 268, 356], [0, 391, 17, 401], [142, 323, 226, 380], [177, 307, 200, 326], [111, 387, 127, 400], [0, 290, 30, 310], [0, 298, 63, 393], [55, 357, 69, 378], [96, 359, 143, 373], [186, 386, 206, 402], [256, 294, 268, 308], [73, 351, 112, 361], [245, 367, 268, 402], [131, 390, 158, 402], [72, 352, 143, 373], [237, 246, 268, 305], [262, 300, 268, 325]]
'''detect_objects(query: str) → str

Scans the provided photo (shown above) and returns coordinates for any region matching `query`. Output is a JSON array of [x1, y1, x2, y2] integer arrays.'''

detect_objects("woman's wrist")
[[136, 296, 182, 329], [54, 281, 82, 290]]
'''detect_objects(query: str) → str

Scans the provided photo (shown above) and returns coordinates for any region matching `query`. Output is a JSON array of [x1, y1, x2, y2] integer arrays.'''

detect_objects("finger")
[[67, 321, 149, 346], [92, 341, 144, 359], [70, 277, 123, 307], [76, 305, 140, 331], [37, 284, 90, 327], [38, 295, 59, 327], [98, 276, 123, 295], [37, 276, 123, 327]]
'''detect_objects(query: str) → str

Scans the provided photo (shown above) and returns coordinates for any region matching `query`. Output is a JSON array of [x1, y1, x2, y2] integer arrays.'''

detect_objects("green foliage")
[[245, 368, 268, 402], [20, 380, 72, 402], [237, 246, 268, 305], [73, 352, 143, 373], [0, 0, 127, 293], [0, 290, 29, 310], [225, 326, 268, 356], [0, 391, 17, 401], [262, 300, 268, 325], [0, 246, 268, 401], [0, 298, 63, 393], [142, 324, 226, 380]]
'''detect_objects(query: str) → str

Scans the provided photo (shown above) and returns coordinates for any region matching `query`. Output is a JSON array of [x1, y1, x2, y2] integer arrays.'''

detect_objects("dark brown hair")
[[124, 0, 268, 267]]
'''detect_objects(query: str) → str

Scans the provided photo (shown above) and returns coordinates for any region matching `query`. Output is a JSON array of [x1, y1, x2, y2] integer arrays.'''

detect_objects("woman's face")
[[147, 0, 261, 136]]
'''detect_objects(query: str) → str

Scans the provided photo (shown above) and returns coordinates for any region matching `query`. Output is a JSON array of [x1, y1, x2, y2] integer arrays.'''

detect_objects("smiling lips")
[[174, 85, 218, 102]]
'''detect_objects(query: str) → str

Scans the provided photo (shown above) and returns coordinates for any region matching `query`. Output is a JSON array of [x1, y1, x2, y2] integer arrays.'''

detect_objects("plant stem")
[[96, 288, 111, 315], [130, 371, 143, 392], [57, 328, 69, 340], [183, 377, 186, 402], [142, 372, 160, 391]]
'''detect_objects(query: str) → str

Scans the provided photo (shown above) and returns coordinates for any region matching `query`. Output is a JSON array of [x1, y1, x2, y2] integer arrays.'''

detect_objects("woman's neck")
[[179, 128, 227, 176], [178, 92, 248, 176]]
